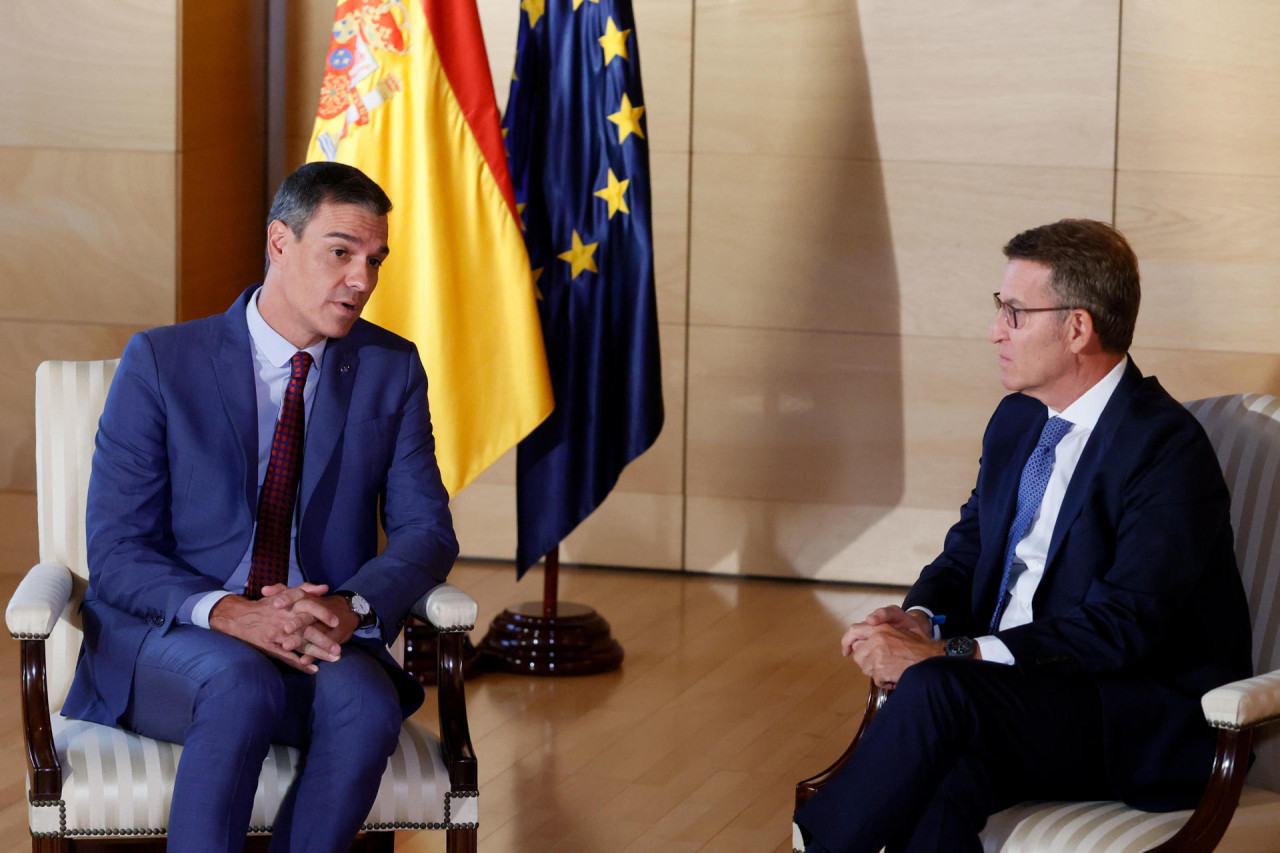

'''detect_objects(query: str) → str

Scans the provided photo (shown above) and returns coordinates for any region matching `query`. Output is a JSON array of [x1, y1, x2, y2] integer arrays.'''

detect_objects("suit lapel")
[[979, 406, 1046, 609], [1042, 359, 1143, 571], [300, 335, 358, 518], [212, 290, 259, 515]]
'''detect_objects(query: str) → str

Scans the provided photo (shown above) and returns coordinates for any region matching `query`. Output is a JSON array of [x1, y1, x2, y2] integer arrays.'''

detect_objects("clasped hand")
[[841, 605, 944, 689], [208, 583, 361, 674]]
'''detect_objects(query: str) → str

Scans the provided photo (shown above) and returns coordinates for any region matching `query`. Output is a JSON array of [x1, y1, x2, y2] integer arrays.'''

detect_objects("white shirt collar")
[[1052, 355, 1128, 429], [246, 288, 327, 370]]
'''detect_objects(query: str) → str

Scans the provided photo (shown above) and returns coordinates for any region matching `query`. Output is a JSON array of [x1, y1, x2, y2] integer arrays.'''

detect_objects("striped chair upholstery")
[[7, 360, 478, 850], [794, 393, 1280, 853]]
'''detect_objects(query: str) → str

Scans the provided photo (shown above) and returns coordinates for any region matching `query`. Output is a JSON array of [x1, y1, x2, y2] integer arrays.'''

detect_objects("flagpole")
[[543, 546, 559, 618], [477, 546, 624, 676]]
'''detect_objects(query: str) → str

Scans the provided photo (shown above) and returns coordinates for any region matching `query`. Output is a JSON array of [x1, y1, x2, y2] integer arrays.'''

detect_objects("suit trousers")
[[121, 625, 404, 853], [795, 657, 1116, 853]]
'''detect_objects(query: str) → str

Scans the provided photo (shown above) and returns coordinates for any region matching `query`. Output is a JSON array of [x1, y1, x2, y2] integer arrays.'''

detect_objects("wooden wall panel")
[[694, 0, 1118, 168], [1119, 0, 1280, 176], [1118, 170, 1280, 355], [0, 0, 177, 152], [0, 149, 175, 327], [689, 156, 1113, 337], [178, 1, 268, 321]]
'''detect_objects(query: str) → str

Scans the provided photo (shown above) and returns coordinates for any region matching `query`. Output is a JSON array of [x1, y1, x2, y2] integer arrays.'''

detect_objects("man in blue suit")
[[795, 219, 1252, 853], [63, 162, 459, 852]]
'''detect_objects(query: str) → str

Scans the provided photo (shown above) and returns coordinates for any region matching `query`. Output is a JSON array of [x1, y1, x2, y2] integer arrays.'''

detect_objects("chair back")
[[1186, 393, 1280, 794], [34, 359, 119, 711]]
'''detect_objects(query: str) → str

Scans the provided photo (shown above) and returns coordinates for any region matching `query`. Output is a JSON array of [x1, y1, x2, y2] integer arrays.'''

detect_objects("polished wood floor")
[[0, 557, 901, 852]]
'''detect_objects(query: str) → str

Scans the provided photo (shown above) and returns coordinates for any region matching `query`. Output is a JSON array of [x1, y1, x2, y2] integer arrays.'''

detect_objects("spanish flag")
[[306, 0, 553, 496]]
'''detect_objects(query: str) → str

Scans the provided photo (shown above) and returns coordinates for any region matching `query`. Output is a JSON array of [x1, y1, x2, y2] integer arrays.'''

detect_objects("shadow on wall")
[[689, 3, 904, 581]]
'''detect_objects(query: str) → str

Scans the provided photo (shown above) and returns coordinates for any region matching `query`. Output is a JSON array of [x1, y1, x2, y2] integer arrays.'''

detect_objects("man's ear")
[[1065, 309, 1096, 354], [266, 219, 291, 264]]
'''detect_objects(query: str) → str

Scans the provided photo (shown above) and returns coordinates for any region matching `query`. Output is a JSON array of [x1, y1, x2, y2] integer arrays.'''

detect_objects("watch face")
[[945, 637, 976, 658]]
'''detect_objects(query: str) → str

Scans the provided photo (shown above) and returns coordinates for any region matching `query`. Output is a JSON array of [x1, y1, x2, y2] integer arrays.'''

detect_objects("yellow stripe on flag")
[[306, 0, 552, 496]]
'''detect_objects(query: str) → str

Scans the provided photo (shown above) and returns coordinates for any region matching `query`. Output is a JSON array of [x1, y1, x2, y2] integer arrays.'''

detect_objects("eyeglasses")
[[992, 293, 1075, 330]]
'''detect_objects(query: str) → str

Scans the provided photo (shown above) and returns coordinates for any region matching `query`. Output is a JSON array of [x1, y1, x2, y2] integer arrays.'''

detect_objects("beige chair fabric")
[[11, 359, 477, 841]]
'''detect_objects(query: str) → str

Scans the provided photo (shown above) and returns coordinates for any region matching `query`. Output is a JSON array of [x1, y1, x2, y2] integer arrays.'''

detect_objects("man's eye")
[[332, 248, 347, 258], [369, 258, 383, 268]]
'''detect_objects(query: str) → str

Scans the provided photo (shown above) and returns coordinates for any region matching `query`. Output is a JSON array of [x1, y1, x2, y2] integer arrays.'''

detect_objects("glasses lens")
[[993, 294, 1017, 329]]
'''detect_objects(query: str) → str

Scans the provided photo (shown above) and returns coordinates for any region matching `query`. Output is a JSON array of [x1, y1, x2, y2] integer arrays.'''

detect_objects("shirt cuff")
[[189, 590, 235, 629], [976, 635, 1015, 665], [906, 605, 942, 640]]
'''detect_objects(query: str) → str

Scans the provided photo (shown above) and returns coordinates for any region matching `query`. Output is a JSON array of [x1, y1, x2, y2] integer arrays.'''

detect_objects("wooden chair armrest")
[[413, 584, 478, 631], [436, 626, 477, 792], [6, 562, 73, 638], [1145, 726, 1253, 853], [795, 684, 891, 811], [8, 563, 70, 801], [1201, 670, 1280, 731], [20, 638, 62, 800]]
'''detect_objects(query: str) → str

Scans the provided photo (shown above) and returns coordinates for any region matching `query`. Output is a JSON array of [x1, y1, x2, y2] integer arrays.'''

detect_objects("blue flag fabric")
[[506, 0, 664, 576]]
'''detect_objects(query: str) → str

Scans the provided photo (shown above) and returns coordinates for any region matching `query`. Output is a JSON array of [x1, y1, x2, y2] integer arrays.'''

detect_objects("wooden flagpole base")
[[476, 547, 624, 676]]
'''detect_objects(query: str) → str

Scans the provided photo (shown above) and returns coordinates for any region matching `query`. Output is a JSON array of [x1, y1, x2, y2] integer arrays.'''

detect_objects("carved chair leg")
[[447, 826, 478, 853]]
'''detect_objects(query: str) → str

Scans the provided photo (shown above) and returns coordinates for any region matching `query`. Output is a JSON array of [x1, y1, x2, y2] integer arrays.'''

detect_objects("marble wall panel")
[[0, 149, 176, 327], [0, 0, 177, 151], [689, 155, 1114, 337], [1119, 0, 1280, 177], [693, 0, 1118, 168], [1117, 170, 1280, 355], [0, 321, 146, 493]]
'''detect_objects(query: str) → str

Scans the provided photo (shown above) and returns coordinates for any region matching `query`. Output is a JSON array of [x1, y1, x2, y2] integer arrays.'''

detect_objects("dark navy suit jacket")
[[904, 360, 1252, 809], [64, 286, 460, 726]]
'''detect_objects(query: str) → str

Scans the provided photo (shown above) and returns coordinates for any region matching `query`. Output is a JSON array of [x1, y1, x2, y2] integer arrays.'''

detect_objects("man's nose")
[[348, 263, 375, 290], [989, 313, 1006, 344]]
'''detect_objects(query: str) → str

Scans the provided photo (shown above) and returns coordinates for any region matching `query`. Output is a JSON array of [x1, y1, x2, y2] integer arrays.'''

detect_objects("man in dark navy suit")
[[795, 219, 1252, 853], [64, 163, 459, 852]]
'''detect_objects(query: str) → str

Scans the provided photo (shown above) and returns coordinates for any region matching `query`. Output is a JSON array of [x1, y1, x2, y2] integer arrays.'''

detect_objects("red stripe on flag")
[[422, 0, 520, 219]]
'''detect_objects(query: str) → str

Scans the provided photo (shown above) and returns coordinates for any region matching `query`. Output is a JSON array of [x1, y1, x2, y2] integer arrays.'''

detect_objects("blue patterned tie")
[[989, 416, 1073, 633]]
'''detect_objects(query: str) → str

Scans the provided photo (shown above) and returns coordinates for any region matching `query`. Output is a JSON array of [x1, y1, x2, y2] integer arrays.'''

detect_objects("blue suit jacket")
[[904, 360, 1252, 809], [64, 286, 460, 726]]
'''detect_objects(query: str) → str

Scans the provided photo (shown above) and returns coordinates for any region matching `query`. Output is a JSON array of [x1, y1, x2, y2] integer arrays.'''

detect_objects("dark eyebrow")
[[324, 231, 389, 255]]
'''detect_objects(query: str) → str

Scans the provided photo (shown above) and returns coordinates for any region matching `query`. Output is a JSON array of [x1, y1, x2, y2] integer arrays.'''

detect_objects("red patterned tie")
[[246, 351, 313, 600]]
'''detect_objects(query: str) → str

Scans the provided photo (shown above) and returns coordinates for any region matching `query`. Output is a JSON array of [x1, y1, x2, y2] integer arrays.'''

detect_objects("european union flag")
[[506, 0, 664, 576]]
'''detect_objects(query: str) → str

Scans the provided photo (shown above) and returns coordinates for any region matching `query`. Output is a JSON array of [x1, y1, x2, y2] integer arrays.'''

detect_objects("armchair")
[[6, 359, 479, 852], [794, 393, 1280, 853]]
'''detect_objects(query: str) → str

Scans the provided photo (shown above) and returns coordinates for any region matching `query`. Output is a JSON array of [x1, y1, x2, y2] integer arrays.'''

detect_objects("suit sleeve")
[[86, 333, 230, 625], [341, 346, 459, 644]]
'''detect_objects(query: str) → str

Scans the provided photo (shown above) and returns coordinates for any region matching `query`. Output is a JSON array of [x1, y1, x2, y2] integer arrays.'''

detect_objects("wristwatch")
[[335, 591, 376, 628], [944, 636, 977, 658]]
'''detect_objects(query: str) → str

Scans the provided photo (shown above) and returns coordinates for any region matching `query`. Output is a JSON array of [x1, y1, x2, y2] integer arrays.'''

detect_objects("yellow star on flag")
[[607, 94, 645, 143], [594, 169, 630, 219], [598, 17, 631, 66], [521, 0, 545, 29], [558, 231, 599, 278], [517, 201, 527, 230], [573, 0, 600, 9], [532, 267, 544, 300]]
